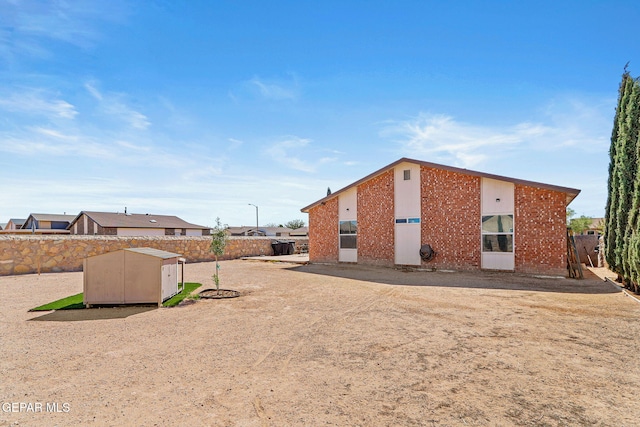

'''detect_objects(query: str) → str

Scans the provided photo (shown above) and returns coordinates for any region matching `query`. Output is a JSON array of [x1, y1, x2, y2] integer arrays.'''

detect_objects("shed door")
[[481, 178, 515, 270], [161, 260, 178, 300]]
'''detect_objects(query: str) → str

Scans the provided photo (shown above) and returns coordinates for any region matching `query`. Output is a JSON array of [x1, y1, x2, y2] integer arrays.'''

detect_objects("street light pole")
[[248, 203, 259, 236]]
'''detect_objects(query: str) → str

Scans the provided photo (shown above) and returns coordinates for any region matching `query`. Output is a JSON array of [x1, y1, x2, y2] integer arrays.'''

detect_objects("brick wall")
[[358, 169, 395, 266], [0, 236, 308, 276], [421, 166, 482, 270], [515, 185, 567, 275], [308, 197, 339, 263]]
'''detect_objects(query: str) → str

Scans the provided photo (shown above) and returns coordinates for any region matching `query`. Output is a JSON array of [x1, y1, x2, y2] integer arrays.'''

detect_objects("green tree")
[[210, 217, 228, 294], [605, 71, 635, 273], [569, 215, 593, 235], [285, 219, 306, 229], [615, 77, 640, 280]]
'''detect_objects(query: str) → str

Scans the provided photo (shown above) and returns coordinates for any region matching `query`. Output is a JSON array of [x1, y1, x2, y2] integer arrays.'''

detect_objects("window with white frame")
[[339, 220, 357, 249], [481, 215, 513, 252]]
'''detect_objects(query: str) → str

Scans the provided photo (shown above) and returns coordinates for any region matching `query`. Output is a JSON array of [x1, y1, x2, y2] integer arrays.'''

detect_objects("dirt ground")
[[1, 259, 639, 426]]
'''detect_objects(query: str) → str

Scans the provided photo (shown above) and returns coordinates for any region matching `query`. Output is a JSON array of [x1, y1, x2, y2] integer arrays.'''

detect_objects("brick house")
[[301, 158, 580, 276], [68, 211, 211, 236]]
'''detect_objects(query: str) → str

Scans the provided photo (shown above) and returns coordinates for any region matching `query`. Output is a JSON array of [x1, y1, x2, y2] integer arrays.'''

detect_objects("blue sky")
[[1, 1, 639, 228]]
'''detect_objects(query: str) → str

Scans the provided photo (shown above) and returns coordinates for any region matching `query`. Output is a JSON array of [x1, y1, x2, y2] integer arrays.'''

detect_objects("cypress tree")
[[623, 79, 640, 291], [605, 72, 633, 272], [614, 77, 640, 282]]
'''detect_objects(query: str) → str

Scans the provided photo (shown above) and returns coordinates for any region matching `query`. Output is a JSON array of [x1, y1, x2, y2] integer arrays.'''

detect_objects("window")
[[395, 217, 420, 224], [403, 169, 411, 180], [482, 215, 513, 252], [339, 220, 357, 249]]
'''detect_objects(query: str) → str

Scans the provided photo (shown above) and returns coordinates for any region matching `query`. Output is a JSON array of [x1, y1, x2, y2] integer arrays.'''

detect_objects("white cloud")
[[382, 96, 613, 169], [115, 140, 151, 152], [84, 82, 151, 130], [265, 136, 316, 172], [236, 75, 300, 103], [382, 113, 544, 168], [228, 138, 244, 150], [0, 0, 129, 57], [0, 89, 78, 119], [249, 77, 298, 100]]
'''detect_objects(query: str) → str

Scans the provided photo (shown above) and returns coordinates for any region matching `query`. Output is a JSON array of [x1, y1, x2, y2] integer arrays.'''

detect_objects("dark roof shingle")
[[72, 211, 208, 229]]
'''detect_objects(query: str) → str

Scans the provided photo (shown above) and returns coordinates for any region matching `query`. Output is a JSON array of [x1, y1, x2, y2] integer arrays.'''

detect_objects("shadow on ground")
[[288, 263, 620, 294], [29, 306, 157, 322]]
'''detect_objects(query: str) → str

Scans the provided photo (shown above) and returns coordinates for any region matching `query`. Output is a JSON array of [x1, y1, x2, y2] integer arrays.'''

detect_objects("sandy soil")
[[1, 260, 639, 426]]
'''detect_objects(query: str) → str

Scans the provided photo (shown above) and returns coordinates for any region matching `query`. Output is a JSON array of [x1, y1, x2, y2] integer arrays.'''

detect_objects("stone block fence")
[[0, 235, 309, 276]]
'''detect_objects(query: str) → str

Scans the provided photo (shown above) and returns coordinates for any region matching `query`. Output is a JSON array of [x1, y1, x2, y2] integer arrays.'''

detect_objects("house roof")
[[8, 218, 26, 226], [588, 217, 605, 229], [22, 213, 76, 229], [69, 211, 208, 230], [226, 226, 308, 236], [26, 213, 76, 222], [301, 157, 581, 212]]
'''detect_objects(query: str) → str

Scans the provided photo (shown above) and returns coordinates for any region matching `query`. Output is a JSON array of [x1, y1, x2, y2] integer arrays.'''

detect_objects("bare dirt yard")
[[1, 259, 639, 426]]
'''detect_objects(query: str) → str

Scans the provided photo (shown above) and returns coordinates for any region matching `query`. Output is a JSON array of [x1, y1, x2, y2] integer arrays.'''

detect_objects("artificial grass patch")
[[29, 283, 203, 311], [162, 282, 201, 307], [30, 293, 84, 311]]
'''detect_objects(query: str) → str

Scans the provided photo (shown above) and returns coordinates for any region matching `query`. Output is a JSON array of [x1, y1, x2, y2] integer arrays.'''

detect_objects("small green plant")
[[210, 217, 228, 294]]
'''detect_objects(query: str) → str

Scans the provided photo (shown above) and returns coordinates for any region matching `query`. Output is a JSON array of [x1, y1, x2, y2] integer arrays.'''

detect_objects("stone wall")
[[0, 236, 308, 276]]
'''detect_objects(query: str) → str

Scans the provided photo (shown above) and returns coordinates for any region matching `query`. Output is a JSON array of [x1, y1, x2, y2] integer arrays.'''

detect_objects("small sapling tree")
[[210, 217, 228, 294]]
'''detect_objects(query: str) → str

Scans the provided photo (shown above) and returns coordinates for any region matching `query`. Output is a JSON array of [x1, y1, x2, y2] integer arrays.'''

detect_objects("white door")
[[395, 221, 421, 265]]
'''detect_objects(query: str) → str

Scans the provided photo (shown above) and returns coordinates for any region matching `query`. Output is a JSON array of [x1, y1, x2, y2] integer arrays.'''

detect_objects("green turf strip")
[[162, 282, 202, 307], [30, 283, 202, 311], [30, 293, 84, 311]]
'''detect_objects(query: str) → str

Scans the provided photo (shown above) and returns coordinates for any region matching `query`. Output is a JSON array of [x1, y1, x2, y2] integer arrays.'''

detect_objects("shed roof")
[[301, 157, 581, 212], [125, 248, 182, 259], [69, 211, 208, 230]]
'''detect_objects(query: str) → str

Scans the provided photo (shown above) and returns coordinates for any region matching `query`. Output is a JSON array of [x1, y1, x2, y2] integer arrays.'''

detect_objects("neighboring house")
[[226, 226, 309, 237], [301, 157, 580, 276], [0, 223, 4, 230], [68, 211, 211, 236], [583, 218, 604, 236], [3, 218, 26, 231], [19, 213, 76, 234], [289, 226, 309, 237], [226, 226, 267, 236]]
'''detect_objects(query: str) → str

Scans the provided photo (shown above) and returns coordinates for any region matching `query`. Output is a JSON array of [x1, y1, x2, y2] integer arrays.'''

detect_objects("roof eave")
[[300, 157, 582, 212]]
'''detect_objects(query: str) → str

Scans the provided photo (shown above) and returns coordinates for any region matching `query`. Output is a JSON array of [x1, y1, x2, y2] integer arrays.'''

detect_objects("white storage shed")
[[83, 248, 185, 307]]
